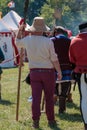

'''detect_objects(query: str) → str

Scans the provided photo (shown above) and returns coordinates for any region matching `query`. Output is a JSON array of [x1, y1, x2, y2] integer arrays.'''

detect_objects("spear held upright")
[[16, 0, 29, 121], [24, 0, 29, 23]]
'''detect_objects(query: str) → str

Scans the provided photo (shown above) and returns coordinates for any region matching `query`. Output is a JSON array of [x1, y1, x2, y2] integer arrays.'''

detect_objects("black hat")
[[79, 22, 87, 30]]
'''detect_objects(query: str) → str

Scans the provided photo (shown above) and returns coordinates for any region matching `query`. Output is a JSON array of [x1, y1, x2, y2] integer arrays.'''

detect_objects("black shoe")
[[48, 120, 57, 127], [32, 120, 39, 129]]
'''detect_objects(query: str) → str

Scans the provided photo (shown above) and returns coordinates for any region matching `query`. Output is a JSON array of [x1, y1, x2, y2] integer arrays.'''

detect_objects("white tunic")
[[16, 35, 58, 69]]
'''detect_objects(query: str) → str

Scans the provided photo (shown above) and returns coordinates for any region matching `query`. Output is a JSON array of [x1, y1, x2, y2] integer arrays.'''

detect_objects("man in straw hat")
[[69, 22, 87, 130], [16, 17, 62, 129]]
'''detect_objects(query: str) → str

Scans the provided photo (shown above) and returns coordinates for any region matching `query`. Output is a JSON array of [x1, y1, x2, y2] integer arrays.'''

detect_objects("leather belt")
[[30, 68, 54, 72]]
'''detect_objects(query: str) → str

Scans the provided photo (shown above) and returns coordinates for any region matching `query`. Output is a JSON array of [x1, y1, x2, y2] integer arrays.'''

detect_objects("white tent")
[[2, 10, 30, 33], [2, 10, 31, 63], [0, 20, 10, 32], [0, 19, 19, 68], [2, 10, 30, 62]]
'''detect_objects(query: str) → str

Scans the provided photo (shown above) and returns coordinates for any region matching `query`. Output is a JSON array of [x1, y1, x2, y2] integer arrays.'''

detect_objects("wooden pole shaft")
[[16, 48, 23, 121]]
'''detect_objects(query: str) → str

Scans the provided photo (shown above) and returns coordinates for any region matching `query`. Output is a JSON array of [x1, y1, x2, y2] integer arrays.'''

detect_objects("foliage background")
[[0, 0, 87, 35]]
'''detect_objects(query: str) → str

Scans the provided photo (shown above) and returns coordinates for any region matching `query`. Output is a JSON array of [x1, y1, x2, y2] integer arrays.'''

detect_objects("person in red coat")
[[69, 22, 87, 130]]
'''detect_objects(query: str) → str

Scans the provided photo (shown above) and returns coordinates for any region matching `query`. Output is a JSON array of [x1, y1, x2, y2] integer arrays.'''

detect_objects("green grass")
[[0, 63, 84, 130]]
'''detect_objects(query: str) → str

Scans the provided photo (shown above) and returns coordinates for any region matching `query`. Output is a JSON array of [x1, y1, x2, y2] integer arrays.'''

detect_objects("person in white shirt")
[[16, 17, 62, 129]]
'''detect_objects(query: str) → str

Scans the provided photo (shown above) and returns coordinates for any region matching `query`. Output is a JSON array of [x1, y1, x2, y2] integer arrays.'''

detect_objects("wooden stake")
[[41, 92, 45, 113], [41, 95, 45, 112], [16, 48, 23, 121]]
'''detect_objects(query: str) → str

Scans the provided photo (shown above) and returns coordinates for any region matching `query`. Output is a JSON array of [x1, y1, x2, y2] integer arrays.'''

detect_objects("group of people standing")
[[16, 16, 87, 130]]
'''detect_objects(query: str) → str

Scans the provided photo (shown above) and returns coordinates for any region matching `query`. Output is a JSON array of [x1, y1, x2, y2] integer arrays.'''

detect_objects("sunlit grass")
[[0, 63, 84, 130]]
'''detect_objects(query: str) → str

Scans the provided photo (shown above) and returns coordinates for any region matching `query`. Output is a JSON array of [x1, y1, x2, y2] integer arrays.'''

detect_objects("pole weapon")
[[16, 0, 29, 121], [16, 48, 23, 121], [24, 0, 29, 24]]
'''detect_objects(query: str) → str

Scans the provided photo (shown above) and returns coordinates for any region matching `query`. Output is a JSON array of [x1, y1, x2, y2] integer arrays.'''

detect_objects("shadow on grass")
[[55, 112, 82, 122], [19, 120, 62, 130], [2, 66, 18, 69], [55, 101, 80, 111], [55, 101, 82, 122], [0, 99, 14, 105], [66, 102, 80, 110], [46, 124, 62, 130]]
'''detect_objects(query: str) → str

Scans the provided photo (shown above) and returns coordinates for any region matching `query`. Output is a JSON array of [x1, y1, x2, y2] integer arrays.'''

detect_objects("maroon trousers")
[[30, 68, 55, 121]]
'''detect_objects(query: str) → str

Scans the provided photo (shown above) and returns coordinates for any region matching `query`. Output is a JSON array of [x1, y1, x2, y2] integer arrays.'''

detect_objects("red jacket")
[[69, 33, 87, 73]]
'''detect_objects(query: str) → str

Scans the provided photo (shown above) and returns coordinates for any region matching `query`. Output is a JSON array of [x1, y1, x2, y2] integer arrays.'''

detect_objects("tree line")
[[0, 0, 87, 35]]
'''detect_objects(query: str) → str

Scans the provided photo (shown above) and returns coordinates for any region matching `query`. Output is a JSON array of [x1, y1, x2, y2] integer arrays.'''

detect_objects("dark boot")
[[84, 124, 87, 130], [59, 96, 66, 114], [48, 120, 57, 128], [32, 120, 39, 129], [66, 93, 73, 103]]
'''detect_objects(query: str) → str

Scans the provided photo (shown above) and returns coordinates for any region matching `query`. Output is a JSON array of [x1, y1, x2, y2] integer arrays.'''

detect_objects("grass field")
[[0, 63, 84, 130]]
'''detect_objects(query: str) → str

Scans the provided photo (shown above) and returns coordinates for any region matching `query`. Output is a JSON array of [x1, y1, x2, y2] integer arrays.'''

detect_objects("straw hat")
[[29, 17, 50, 32]]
